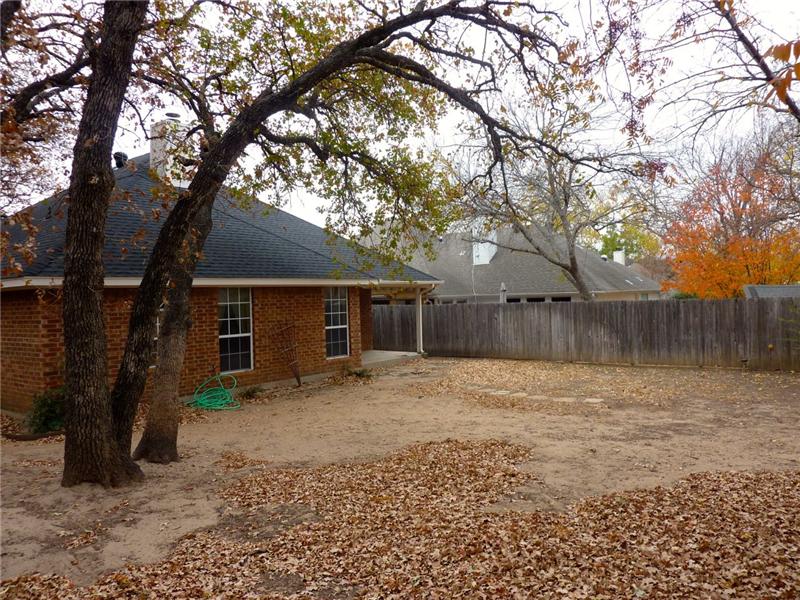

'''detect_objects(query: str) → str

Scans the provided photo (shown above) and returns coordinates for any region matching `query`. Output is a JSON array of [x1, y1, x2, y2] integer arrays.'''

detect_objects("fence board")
[[372, 298, 800, 370]]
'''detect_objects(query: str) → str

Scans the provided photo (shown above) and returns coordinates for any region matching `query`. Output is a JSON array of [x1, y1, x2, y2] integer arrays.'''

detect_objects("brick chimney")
[[149, 112, 191, 186]]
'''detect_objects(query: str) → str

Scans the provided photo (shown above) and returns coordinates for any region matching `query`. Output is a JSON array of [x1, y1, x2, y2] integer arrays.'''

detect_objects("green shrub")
[[672, 291, 699, 300], [27, 387, 65, 434]]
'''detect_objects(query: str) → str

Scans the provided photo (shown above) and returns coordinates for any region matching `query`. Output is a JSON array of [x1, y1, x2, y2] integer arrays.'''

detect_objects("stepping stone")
[[489, 390, 511, 396], [509, 392, 528, 398], [584, 398, 605, 404], [552, 397, 577, 403]]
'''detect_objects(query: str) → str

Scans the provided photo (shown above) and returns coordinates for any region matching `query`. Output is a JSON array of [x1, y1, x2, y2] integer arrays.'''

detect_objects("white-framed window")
[[219, 288, 253, 372], [324, 287, 349, 358]]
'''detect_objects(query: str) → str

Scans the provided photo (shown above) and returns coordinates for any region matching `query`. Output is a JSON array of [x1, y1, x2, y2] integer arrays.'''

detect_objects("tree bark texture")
[[61, 0, 148, 487], [130, 309, 187, 464], [133, 203, 213, 463], [567, 251, 594, 302]]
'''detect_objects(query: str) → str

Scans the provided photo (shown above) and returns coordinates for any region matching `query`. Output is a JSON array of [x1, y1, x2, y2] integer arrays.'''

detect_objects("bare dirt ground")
[[1, 358, 799, 598]]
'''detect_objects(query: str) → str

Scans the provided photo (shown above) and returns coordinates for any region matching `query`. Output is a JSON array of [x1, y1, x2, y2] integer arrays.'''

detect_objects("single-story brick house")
[[1, 153, 438, 412]]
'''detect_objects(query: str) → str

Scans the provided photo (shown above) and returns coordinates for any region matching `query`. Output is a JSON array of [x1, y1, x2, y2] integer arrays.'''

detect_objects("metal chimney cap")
[[112, 151, 129, 168]]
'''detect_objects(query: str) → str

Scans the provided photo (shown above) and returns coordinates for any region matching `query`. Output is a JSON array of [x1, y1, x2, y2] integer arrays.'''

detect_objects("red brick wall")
[[359, 288, 373, 351], [1, 290, 46, 412], [1, 285, 365, 411]]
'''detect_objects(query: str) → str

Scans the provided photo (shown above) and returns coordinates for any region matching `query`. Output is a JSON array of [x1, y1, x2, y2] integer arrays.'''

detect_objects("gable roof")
[[743, 284, 800, 299], [2, 154, 437, 286], [408, 229, 660, 298]]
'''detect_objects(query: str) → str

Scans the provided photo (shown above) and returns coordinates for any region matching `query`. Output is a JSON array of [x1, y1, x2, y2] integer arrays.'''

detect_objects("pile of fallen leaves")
[[0, 413, 64, 445], [220, 445, 800, 598], [0, 413, 23, 436], [215, 450, 270, 472], [470, 391, 608, 415], [3, 441, 798, 599], [417, 358, 799, 408]]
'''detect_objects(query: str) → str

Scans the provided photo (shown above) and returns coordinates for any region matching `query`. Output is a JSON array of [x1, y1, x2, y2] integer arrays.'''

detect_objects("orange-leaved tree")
[[664, 146, 800, 298]]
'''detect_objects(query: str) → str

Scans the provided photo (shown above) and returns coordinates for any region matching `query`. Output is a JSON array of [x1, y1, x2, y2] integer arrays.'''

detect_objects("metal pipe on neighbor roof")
[[113, 152, 128, 168]]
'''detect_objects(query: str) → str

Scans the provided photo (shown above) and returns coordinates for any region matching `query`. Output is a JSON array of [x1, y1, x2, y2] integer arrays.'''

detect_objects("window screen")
[[324, 287, 349, 358], [219, 288, 252, 372]]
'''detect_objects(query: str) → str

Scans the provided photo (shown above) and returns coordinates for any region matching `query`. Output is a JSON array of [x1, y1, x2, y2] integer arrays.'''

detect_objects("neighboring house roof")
[[408, 229, 660, 298], [629, 258, 671, 286], [742, 284, 800, 299], [2, 154, 436, 286]]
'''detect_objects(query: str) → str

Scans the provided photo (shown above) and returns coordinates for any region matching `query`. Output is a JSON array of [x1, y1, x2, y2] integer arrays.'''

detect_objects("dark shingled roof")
[[2, 154, 436, 283], [408, 229, 661, 298], [743, 284, 800, 299]]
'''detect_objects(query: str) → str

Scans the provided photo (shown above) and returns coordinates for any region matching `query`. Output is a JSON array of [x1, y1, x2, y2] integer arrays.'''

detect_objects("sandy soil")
[[1, 358, 799, 588]]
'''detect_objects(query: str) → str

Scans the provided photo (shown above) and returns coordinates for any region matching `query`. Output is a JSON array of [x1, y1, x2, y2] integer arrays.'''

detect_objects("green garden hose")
[[189, 373, 240, 410]]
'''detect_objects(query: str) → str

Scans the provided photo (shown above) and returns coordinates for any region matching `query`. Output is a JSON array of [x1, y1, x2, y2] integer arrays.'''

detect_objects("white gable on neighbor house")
[[472, 229, 497, 265]]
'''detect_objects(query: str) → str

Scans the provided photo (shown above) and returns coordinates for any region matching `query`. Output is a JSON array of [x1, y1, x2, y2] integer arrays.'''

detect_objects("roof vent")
[[113, 151, 128, 168]]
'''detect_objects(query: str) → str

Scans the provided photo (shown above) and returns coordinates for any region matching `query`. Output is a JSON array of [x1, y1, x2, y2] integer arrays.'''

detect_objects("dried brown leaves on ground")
[[0, 414, 23, 436], [2, 441, 798, 599], [215, 451, 271, 471], [241, 370, 380, 407], [0, 414, 64, 445], [418, 359, 799, 409], [221, 443, 800, 599]]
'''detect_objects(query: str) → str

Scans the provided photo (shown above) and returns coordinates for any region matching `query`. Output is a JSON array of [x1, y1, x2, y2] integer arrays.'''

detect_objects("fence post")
[[415, 288, 424, 354]]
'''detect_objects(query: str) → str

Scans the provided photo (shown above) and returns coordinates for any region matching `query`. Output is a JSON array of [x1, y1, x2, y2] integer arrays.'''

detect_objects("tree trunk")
[[61, 0, 148, 487], [133, 204, 213, 463], [109, 108, 265, 457], [131, 306, 187, 463], [566, 246, 593, 302], [110, 186, 227, 458], [569, 269, 594, 301]]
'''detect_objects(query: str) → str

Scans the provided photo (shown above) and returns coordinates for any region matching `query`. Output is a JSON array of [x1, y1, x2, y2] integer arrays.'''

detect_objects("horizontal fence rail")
[[373, 298, 800, 370]]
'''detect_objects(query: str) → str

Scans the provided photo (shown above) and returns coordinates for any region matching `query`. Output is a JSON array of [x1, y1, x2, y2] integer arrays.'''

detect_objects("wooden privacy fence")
[[373, 298, 800, 370]]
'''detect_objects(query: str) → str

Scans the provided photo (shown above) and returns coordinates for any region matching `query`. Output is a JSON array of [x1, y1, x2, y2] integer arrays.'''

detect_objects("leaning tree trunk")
[[569, 268, 594, 301], [566, 247, 594, 302], [61, 0, 148, 487], [110, 99, 268, 458], [109, 25, 366, 455], [131, 300, 188, 463], [110, 184, 229, 459], [133, 204, 213, 463]]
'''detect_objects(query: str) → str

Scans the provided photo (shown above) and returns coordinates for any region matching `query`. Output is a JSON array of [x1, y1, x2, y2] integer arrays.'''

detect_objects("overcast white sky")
[[113, 0, 800, 228]]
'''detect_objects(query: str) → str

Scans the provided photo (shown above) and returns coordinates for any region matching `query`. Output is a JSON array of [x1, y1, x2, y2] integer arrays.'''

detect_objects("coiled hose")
[[189, 372, 240, 410]]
